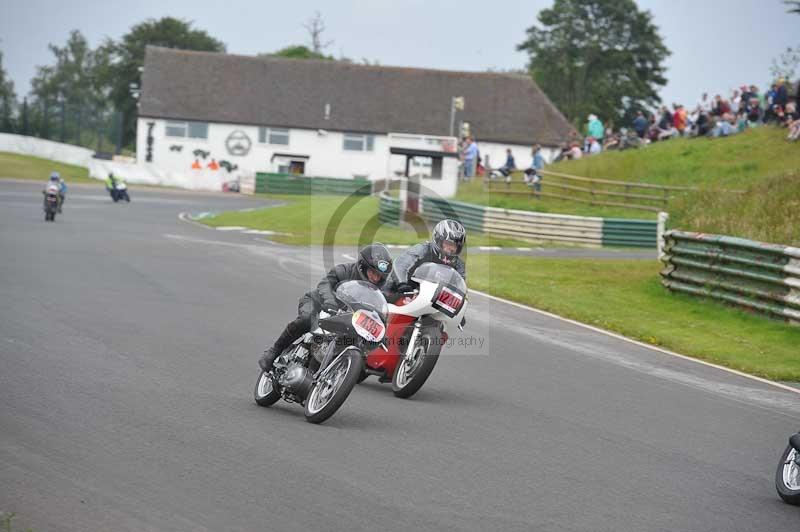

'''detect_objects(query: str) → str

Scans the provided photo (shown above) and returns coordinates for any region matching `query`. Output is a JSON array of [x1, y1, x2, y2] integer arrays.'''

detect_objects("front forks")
[[402, 322, 424, 368]]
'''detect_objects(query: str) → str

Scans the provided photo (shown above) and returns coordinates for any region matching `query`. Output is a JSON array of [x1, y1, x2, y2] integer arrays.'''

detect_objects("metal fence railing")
[[484, 170, 743, 213], [0, 100, 125, 155], [660, 231, 800, 324], [414, 197, 661, 248]]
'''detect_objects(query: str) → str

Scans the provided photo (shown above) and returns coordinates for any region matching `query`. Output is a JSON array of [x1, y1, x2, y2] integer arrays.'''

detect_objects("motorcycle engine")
[[279, 365, 314, 399]]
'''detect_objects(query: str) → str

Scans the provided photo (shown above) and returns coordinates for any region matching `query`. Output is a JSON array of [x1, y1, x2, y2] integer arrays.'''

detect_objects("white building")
[[136, 47, 573, 197]]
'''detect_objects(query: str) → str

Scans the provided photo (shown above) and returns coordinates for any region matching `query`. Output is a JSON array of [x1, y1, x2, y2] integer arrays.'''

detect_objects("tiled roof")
[[140, 46, 573, 146]]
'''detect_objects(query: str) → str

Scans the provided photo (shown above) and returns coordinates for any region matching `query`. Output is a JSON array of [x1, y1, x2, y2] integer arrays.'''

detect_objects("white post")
[[449, 97, 456, 138], [398, 176, 408, 216], [657, 211, 669, 260]]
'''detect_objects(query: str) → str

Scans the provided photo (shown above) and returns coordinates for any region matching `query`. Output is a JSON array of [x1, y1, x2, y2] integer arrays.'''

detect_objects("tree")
[[771, 47, 800, 81], [786, 1, 800, 15], [0, 49, 16, 132], [30, 31, 102, 108], [27, 30, 109, 142], [96, 17, 225, 146], [264, 45, 334, 60], [517, 0, 670, 125], [303, 11, 333, 54]]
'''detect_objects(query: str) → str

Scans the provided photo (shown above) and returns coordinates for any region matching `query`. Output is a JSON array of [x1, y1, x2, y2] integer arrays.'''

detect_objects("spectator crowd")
[[552, 78, 800, 162]]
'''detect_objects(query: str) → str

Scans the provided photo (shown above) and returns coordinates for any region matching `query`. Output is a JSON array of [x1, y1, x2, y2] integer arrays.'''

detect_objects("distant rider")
[[44, 172, 67, 212], [383, 219, 467, 302], [258, 243, 394, 372], [105, 172, 118, 201]]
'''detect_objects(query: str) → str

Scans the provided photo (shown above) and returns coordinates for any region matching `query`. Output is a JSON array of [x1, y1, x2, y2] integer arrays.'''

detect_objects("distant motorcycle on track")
[[254, 280, 388, 424], [776, 431, 800, 505], [114, 180, 131, 202], [106, 175, 131, 203], [42, 182, 60, 222]]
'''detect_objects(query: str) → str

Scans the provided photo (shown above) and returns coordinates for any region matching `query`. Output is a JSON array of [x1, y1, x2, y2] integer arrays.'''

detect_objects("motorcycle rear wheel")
[[392, 329, 441, 399], [776, 443, 800, 505], [254, 371, 281, 407], [304, 349, 363, 424]]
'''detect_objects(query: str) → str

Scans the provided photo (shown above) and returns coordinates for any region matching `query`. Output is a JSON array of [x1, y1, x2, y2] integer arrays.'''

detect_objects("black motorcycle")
[[108, 179, 130, 202], [43, 186, 60, 222], [776, 431, 800, 505], [254, 280, 388, 424]]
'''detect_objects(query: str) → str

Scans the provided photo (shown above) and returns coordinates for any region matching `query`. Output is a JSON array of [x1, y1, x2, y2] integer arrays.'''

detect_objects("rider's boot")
[[258, 325, 300, 372]]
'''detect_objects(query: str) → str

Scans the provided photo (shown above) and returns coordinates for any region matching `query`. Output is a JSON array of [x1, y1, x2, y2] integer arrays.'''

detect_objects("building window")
[[343, 133, 374, 151], [165, 120, 208, 139], [259, 127, 290, 145]]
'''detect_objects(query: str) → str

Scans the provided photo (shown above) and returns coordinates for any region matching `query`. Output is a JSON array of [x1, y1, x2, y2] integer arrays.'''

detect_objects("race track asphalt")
[[1, 180, 799, 532]]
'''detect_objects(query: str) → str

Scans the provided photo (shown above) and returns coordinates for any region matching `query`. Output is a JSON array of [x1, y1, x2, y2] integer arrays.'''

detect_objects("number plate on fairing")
[[431, 284, 465, 318], [352, 309, 386, 342]]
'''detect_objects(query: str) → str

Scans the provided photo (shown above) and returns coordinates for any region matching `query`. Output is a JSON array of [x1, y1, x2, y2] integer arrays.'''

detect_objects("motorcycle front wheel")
[[254, 371, 281, 407], [776, 442, 800, 505], [304, 348, 363, 424], [392, 328, 441, 399]]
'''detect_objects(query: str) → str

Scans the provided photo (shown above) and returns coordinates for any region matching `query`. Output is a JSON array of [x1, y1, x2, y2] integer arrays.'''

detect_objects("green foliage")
[[95, 17, 226, 146], [469, 255, 800, 381], [30, 30, 102, 109], [25, 30, 113, 144], [0, 50, 15, 131], [517, 0, 670, 124], [263, 45, 334, 60]]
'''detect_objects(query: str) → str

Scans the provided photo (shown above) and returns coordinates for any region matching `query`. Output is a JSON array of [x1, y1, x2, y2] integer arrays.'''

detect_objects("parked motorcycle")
[[776, 431, 800, 505], [43, 183, 60, 222], [254, 280, 388, 424], [362, 262, 468, 398]]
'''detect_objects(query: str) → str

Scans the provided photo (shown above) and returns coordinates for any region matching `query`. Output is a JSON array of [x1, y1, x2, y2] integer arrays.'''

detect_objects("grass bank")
[[200, 194, 535, 247], [458, 127, 800, 245], [0, 152, 93, 183], [468, 254, 800, 381]]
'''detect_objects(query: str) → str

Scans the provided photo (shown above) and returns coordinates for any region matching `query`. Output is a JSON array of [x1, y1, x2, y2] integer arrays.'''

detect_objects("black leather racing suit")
[[269, 263, 366, 355], [383, 241, 466, 302]]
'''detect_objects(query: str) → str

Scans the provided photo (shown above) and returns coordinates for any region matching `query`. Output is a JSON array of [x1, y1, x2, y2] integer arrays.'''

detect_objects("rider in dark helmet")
[[383, 219, 467, 301], [258, 243, 394, 372]]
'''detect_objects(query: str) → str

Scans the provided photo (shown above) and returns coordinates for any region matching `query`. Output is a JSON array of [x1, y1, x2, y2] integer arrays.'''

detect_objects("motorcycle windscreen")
[[411, 263, 467, 318], [335, 280, 389, 321]]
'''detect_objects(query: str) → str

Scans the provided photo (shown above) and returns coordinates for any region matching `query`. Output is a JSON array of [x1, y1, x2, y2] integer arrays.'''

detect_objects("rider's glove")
[[321, 301, 339, 314], [396, 283, 415, 294]]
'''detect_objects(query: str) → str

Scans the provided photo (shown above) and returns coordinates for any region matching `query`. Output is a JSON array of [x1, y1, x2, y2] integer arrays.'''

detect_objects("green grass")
[[458, 127, 800, 245], [0, 152, 93, 183], [456, 178, 644, 218], [469, 255, 800, 381], [201, 194, 536, 247], [546, 126, 800, 189]]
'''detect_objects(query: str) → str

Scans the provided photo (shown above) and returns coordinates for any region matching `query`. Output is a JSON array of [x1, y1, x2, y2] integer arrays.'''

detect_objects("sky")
[[1, 0, 797, 111]]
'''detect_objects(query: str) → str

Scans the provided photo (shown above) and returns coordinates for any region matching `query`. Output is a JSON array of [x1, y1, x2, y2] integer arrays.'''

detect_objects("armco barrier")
[[417, 197, 658, 248], [378, 192, 402, 225], [603, 218, 658, 247], [660, 230, 800, 324], [420, 197, 485, 233], [483, 208, 604, 246], [255, 172, 371, 195]]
